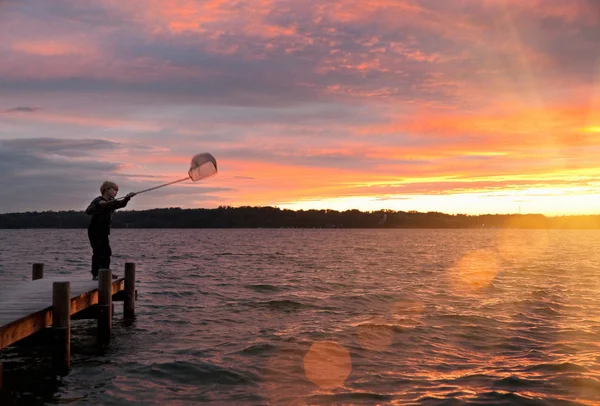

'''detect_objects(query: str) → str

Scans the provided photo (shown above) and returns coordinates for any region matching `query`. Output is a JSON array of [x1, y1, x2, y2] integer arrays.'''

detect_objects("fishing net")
[[188, 153, 218, 181], [120, 152, 218, 198]]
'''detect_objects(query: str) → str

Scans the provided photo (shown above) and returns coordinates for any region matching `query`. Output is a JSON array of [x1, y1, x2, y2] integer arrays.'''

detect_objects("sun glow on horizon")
[[276, 187, 600, 215]]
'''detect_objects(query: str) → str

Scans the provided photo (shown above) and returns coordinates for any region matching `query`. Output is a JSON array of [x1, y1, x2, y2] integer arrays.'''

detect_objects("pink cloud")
[[1, 0, 599, 213]]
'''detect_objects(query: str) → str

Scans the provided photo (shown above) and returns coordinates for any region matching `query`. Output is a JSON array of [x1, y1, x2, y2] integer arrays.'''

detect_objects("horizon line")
[[1, 206, 599, 218]]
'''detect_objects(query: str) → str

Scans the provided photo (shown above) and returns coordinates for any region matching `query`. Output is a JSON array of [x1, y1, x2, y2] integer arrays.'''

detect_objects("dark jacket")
[[86, 196, 130, 236]]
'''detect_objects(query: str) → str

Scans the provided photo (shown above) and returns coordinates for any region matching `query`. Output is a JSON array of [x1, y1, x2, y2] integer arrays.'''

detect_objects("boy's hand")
[[125, 192, 136, 199]]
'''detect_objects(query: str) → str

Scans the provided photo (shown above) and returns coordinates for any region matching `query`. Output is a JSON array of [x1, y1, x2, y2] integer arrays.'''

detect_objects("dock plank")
[[0, 277, 124, 349]]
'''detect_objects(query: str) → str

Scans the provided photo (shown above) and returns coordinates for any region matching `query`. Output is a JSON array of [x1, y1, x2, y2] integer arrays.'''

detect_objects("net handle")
[[116, 176, 189, 200], [114, 152, 217, 201]]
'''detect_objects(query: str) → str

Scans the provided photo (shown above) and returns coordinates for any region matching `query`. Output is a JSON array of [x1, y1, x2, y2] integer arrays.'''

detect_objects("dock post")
[[32, 263, 44, 280], [124, 263, 136, 323], [52, 281, 70, 376], [98, 269, 112, 347]]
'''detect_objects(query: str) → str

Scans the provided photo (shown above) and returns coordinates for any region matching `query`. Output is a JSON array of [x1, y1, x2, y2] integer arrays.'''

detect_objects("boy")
[[86, 181, 136, 280]]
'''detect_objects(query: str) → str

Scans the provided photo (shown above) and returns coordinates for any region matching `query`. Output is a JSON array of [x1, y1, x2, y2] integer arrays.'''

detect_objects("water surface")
[[1, 229, 600, 405]]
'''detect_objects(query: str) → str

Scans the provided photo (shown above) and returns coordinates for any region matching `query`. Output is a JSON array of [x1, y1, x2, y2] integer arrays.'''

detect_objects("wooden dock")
[[0, 263, 137, 383]]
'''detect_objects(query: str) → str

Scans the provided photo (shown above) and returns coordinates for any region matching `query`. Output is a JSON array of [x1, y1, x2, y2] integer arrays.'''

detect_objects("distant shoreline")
[[1, 207, 600, 229]]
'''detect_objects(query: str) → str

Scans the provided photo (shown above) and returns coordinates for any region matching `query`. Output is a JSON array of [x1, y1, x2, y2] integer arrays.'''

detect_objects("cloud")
[[0, 138, 122, 183], [1, 1, 599, 214], [0, 138, 119, 211], [4, 106, 40, 113], [0, 136, 233, 212], [345, 177, 600, 196], [2, 0, 595, 114], [0, 0, 471, 107]]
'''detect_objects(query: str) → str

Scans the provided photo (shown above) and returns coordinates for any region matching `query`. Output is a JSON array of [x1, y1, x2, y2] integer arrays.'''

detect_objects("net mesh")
[[189, 153, 218, 181]]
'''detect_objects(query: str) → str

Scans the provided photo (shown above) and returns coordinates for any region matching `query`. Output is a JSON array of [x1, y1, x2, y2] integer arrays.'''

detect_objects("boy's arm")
[[85, 203, 95, 215], [85, 199, 102, 215], [116, 193, 136, 209], [86, 198, 117, 214], [117, 199, 129, 209], [86, 193, 135, 214], [107, 199, 127, 211]]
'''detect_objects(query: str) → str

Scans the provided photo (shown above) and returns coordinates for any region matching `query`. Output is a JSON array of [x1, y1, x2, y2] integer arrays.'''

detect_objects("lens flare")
[[449, 249, 498, 293], [303, 341, 352, 388]]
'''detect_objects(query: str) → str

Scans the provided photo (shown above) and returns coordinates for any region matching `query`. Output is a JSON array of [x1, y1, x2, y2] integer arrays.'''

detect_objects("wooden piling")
[[52, 281, 70, 376], [124, 263, 136, 322], [97, 269, 112, 347], [32, 263, 44, 280], [2, 269, 133, 382]]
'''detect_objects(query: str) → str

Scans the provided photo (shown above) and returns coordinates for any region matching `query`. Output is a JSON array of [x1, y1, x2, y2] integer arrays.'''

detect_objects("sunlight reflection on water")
[[1, 228, 600, 404]]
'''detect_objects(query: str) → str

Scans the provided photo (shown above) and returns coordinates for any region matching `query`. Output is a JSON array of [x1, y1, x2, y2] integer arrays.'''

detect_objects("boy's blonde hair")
[[100, 181, 118, 195]]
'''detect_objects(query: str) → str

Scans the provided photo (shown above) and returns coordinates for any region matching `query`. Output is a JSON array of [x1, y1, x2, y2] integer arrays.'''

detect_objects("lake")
[[1, 228, 600, 405]]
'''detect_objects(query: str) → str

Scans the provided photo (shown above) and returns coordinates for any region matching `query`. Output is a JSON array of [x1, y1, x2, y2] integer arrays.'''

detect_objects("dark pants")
[[88, 229, 111, 278]]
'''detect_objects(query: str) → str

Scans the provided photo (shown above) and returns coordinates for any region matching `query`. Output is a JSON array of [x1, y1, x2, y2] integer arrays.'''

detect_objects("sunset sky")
[[1, 0, 599, 215]]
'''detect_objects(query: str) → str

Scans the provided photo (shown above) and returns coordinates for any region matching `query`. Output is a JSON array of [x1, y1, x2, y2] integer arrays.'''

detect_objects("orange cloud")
[[361, 104, 600, 148], [116, 0, 298, 39], [11, 40, 95, 56], [482, 0, 599, 25], [4, 110, 161, 131]]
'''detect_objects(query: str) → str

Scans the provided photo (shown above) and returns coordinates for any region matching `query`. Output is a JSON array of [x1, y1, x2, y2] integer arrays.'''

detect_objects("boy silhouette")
[[86, 181, 135, 280]]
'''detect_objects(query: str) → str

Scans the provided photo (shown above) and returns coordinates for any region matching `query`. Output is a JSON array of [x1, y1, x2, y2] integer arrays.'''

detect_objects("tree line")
[[1, 206, 599, 229]]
